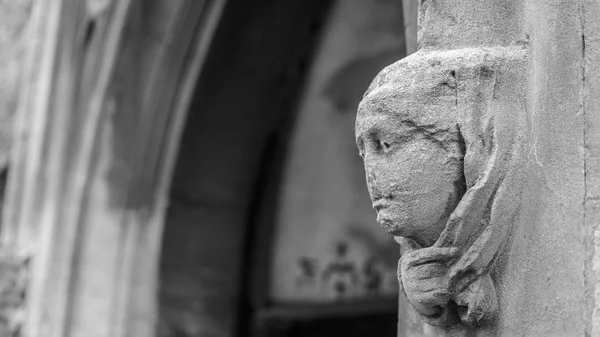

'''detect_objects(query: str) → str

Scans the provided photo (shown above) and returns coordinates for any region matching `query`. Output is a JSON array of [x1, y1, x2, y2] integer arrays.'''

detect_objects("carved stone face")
[[354, 49, 526, 327], [355, 93, 465, 248]]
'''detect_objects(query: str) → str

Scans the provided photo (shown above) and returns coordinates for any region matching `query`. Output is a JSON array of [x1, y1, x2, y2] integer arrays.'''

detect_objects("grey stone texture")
[[358, 0, 600, 336]]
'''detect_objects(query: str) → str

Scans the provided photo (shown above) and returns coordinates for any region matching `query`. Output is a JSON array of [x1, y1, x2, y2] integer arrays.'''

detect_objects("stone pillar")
[[0, 1, 35, 335], [3, 1, 226, 336], [357, 0, 600, 335]]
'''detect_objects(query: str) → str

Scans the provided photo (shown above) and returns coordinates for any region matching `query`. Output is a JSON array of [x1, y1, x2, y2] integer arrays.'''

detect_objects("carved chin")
[[376, 210, 399, 234], [377, 211, 439, 247], [377, 214, 425, 247], [376, 208, 413, 236]]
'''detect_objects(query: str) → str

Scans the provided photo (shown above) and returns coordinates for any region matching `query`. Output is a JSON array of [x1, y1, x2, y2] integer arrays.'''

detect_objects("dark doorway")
[[158, 1, 403, 336]]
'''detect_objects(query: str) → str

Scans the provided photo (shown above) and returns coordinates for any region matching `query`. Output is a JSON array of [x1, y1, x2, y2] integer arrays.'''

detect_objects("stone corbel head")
[[355, 47, 527, 327]]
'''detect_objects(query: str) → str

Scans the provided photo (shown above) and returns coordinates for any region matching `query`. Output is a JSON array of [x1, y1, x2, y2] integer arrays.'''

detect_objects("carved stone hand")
[[399, 247, 460, 324], [399, 246, 498, 327]]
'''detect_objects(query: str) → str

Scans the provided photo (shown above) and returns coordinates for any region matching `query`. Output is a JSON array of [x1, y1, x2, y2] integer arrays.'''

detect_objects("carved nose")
[[372, 199, 388, 212]]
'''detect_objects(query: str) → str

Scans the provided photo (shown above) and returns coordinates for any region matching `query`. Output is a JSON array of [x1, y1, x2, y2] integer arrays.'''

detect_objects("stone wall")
[[375, 1, 600, 336]]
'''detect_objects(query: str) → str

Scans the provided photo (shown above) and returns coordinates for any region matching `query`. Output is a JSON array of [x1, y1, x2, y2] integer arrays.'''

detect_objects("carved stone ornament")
[[0, 252, 29, 337], [356, 47, 528, 327]]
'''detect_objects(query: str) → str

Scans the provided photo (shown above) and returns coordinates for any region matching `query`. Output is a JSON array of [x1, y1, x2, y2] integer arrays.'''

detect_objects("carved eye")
[[375, 139, 391, 153], [374, 139, 383, 151]]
